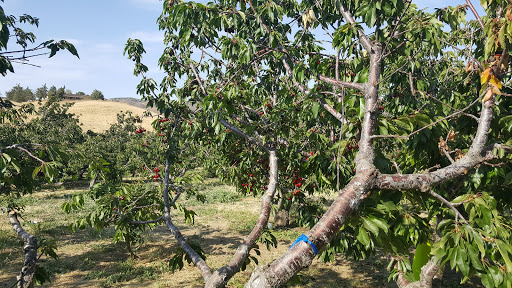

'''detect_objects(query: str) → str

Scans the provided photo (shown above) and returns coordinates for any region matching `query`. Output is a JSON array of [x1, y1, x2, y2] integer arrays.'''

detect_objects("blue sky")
[[0, 0, 483, 99]]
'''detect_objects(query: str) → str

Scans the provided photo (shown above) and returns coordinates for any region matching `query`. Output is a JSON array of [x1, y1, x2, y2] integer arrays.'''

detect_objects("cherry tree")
[[120, 0, 512, 287]]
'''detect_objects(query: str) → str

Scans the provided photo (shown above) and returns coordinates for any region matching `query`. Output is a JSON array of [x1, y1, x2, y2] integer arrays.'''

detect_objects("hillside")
[[108, 97, 157, 112], [15, 99, 157, 133]]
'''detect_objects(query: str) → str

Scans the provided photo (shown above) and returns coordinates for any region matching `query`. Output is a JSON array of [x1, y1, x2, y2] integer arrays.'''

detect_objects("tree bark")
[[396, 257, 441, 288], [8, 210, 38, 288], [273, 190, 289, 228], [245, 169, 377, 288], [205, 149, 279, 288]]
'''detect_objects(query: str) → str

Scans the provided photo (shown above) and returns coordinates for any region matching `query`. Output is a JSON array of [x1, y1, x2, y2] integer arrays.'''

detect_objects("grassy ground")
[[0, 179, 482, 288]]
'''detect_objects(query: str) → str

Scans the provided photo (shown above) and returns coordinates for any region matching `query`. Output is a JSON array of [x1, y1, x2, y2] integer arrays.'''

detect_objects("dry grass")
[[0, 179, 481, 288], [14, 99, 156, 133]]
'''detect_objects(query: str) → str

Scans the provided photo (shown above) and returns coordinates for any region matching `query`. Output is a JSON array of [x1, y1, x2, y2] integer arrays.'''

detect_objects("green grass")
[[85, 259, 160, 288]]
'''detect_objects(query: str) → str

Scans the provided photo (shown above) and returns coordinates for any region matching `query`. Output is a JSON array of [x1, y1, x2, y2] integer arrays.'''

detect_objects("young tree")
[[5, 84, 35, 102], [35, 84, 48, 100], [122, 0, 512, 287], [90, 89, 105, 100], [46, 85, 57, 101]]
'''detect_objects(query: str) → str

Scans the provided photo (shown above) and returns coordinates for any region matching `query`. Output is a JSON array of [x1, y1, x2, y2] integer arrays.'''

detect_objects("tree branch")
[[280, 57, 345, 122], [7, 210, 38, 288], [220, 119, 269, 153], [206, 150, 279, 288], [336, 1, 373, 51], [162, 159, 212, 281], [3, 144, 46, 164], [245, 169, 378, 287], [371, 94, 482, 140], [375, 98, 498, 191], [318, 74, 364, 91], [465, 0, 485, 31]]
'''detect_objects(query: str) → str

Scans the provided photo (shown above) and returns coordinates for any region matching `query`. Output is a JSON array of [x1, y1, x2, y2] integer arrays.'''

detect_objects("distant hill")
[[13, 99, 158, 133], [108, 97, 157, 112]]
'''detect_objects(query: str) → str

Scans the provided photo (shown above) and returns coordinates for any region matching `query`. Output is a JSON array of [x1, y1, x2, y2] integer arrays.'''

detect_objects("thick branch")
[[336, 1, 373, 51], [206, 150, 279, 288], [8, 210, 38, 288], [162, 159, 212, 281], [465, 0, 485, 31], [318, 74, 364, 91], [396, 256, 441, 288], [354, 43, 383, 171], [220, 119, 269, 152], [375, 99, 497, 191], [245, 170, 377, 287]]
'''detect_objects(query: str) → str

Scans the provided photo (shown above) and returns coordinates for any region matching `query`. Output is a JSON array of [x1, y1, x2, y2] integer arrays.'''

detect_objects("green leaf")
[[498, 23, 507, 50], [496, 240, 512, 273], [481, 273, 494, 288], [237, 11, 246, 20], [412, 243, 431, 281], [370, 217, 389, 233], [362, 217, 379, 236], [499, 115, 512, 132], [484, 35, 495, 58], [467, 244, 483, 270], [357, 227, 371, 248], [457, 246, 469, 277], [312, 102, 320, 118]]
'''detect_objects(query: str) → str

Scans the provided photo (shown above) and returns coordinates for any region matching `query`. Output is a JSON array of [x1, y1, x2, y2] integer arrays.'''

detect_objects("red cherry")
[[250, 174, 253, 177]]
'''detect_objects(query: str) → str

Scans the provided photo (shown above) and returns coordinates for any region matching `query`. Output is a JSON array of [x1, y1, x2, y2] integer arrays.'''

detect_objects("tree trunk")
[[8, 210, 38, 288], [245, 170, 377, 287], [273, 191, 289, 228]]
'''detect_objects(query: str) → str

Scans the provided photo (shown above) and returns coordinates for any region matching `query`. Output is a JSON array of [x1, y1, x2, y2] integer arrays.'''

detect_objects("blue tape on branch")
[[289, 234, 319, 255]]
